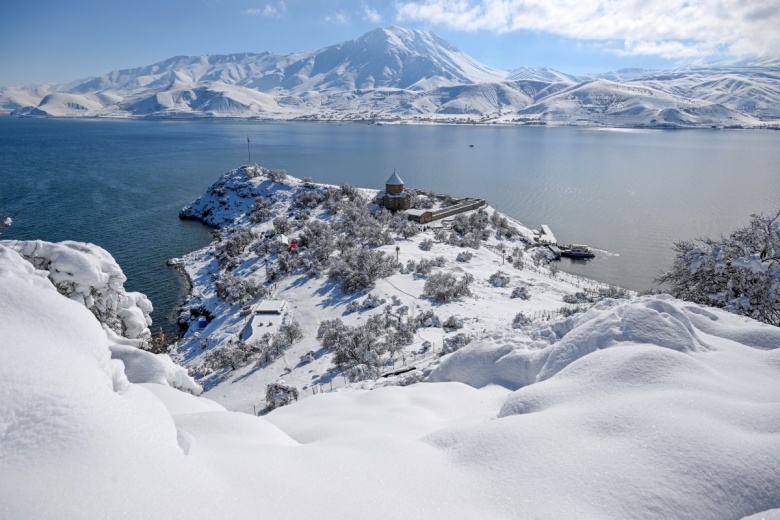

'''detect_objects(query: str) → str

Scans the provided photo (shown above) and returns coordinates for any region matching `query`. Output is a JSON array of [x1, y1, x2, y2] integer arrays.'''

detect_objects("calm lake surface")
[[2, 118, 779, 332]]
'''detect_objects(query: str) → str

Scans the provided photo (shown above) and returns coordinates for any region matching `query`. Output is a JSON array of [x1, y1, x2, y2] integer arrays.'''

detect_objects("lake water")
[[2, 118, 778, 333]]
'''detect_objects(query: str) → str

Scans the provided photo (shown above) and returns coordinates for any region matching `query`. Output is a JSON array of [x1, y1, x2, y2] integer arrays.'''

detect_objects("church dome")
[[386, 170, 404, 186]]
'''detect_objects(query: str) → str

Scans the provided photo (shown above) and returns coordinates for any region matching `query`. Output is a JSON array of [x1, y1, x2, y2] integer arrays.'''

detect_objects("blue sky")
[[1, 0, 778, 87]]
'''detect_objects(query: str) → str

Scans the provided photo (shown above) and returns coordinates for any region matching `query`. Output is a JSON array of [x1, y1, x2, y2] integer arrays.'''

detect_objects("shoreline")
[[2, 113, 778, 131]]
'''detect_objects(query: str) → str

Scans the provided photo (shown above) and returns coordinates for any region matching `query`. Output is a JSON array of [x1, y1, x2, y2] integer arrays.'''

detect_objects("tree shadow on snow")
[[314, 279, 356, 307]]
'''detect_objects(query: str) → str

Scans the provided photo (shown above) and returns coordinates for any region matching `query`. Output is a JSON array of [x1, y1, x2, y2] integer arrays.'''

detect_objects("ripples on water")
[[1, 118, 778, 332]]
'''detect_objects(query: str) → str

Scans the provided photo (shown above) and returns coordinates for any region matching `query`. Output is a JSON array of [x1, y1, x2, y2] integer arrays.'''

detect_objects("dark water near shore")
[[2, 118, 778, 332]]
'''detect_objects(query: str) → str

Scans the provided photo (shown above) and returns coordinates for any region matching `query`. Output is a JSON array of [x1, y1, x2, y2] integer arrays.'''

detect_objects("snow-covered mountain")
[[2, 26, 779, 127]]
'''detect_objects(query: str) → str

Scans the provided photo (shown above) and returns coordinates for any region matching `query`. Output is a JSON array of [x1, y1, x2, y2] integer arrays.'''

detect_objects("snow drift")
[[2, 237, 779, 518], [2, 239, 154, 346]]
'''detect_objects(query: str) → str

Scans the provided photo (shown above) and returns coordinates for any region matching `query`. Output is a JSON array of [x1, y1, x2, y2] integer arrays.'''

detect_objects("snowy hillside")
[[628, 64, 780, 120], [2, 27, 778, 127], [173, 165, 638, 411], [3, 226, 779, 518], [505, 78, 757, 127]]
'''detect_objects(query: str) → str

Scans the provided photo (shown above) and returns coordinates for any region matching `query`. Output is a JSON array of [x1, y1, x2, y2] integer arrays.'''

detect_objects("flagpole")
[[247, 135, 251, 164]]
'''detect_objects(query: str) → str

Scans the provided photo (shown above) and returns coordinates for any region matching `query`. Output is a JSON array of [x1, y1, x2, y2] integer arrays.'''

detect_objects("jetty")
[[538, 225, 557, 245]]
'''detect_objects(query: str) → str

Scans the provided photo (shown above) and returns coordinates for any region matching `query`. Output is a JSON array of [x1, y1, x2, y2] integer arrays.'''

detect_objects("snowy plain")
[[1, 165, 780, 518]]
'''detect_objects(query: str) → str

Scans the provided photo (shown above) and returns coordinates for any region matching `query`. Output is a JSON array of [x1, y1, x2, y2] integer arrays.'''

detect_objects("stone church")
[[375, 170, 411, 211]]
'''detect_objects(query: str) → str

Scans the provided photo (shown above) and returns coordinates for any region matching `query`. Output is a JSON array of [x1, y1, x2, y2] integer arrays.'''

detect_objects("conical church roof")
[[386, 170, 404, 186]]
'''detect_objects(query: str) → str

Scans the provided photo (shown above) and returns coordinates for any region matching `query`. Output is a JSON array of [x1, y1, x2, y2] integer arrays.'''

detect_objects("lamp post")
[[396, 245, 400, 265]]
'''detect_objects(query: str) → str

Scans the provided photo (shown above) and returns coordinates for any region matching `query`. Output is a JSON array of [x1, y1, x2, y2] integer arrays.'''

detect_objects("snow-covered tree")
[[279, 320, 303, 346], [511, 285, 530, 300], [489, 270, 511, 287], [249, 197, 273, 223], [267, 169, 288, 182], [658, 210, 780, 326], [265, 381, 299, 411], [328, 248, 397, 293], [424, 272, 474, 301], [419, 238, 434, 251], [215, 273, 269, 304], [512, 312, 532, 328], [273, 216, 291, 235], [442, 333, 471, 354]]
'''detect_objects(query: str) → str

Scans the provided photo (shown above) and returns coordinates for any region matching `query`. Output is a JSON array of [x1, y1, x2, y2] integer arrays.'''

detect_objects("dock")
[[538, 224, 557, 245]]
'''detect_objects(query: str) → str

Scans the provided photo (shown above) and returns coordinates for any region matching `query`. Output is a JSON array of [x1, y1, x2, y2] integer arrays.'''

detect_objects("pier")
[[538, 224, 557, 245]]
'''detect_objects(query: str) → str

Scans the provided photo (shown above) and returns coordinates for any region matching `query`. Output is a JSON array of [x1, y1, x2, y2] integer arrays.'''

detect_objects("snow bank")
[[0, 245, 190, 518], [110, 344, 202, 395], [0, 245, 276, 518], [2, 239, 153, 345], [430, 295, 714, 389], [426, 294, 780, 518], [2, 242, 779, 518]]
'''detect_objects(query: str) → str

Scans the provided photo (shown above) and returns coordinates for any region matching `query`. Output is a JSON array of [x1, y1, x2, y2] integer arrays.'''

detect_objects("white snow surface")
[[2, 237, 779, 518], [2, 239, 154, 345], [0, 242, 200, 394]]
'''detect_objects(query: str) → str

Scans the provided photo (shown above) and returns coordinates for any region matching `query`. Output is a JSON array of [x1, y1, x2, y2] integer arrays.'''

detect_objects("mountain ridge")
[[2, 26, 779, 127]]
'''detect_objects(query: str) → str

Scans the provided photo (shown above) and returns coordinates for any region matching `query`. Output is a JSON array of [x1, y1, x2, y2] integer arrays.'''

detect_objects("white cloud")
[[395, 0, 780, 59], [242, 1, 287, 18], [362, 4, 383, 23], [325, 10, 350, 25]]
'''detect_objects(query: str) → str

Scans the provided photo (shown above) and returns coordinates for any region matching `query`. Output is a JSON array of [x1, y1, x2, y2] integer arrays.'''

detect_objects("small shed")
[[405, 209, 433, 223], [254, 300, 287, 315]]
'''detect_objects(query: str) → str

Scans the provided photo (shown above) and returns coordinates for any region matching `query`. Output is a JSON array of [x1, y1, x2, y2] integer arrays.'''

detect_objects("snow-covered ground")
[[2, 233, 779, 519], [174, 165, 628, 413]]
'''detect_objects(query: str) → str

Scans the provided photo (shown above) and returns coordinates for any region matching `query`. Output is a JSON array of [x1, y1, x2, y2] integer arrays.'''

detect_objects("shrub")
[[267, 169, 288, 182], [442, 315, 464, 329], [512, 312, 532, 328], [265, 382, 299, 411], [442, 333, 471, 354], [489, 270, 511, 287], [415, 258, 434, 275], [279, 320, 303, 346], [657, 210, 780, 326], [293, 189, 325, 209], [563, 292, 592, 304], [273, 216, 291, 235], [362, 293, 386, 308], [419, 238, 434, 251], [424, 272, 474, 301], [250, 197, 273, 223], [511, 286, 530, 300], [328, 248, 397, 293], [215, 273, 270, 304], [415, 309, 441, 328]]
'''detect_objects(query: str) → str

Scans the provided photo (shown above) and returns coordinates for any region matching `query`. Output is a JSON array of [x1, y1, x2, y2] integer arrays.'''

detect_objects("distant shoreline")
[[2, 113, 778, 130]]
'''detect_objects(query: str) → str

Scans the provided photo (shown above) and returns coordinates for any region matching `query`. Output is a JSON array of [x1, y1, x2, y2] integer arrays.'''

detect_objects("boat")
[[560, 244, 595, 258]]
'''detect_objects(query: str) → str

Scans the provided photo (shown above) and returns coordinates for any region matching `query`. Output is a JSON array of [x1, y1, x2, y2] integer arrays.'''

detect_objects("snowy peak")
[[2, 26, 779, 126], [293, 26, 507, 91]]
